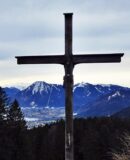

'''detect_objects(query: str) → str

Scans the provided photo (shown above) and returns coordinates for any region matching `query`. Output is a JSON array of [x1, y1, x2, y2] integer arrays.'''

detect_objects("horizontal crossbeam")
[[16, 53, 124, 65], [73, 53, 124, 64], [15, 55, 65, 65]]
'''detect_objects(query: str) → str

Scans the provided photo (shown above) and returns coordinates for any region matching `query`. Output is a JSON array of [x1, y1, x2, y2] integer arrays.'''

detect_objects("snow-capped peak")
[[73, 82, 90, 91], [27, 81, 51, 94], [33, 81, 51, 94]]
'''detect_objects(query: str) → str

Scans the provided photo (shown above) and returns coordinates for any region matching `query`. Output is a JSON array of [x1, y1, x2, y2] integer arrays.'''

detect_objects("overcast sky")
[[0, 0, 130, 87]]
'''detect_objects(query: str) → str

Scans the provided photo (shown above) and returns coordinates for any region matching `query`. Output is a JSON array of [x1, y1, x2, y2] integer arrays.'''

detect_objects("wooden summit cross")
[[16, 13, 124, 160]]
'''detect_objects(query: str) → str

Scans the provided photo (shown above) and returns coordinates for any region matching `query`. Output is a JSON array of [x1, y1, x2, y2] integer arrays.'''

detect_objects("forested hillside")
[[1, 86, 130, 160]]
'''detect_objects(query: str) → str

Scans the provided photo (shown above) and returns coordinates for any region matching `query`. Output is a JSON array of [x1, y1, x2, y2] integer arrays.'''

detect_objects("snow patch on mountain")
[[108, 91, 121, 101], [95, 87, 103, 93], [30, 101, 37, 108], [73, 82, 90, 92], [86, 91, 91, 97], [112, 91, 121, 97], [99, 84, 112, 87]]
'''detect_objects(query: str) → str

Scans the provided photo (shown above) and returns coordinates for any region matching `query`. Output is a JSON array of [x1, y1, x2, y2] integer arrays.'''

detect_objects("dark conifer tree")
[[0, 87, 11, 160], [7, 100, 30, 160], [8, 99, 26, 129], [0, 87, 8, 123]]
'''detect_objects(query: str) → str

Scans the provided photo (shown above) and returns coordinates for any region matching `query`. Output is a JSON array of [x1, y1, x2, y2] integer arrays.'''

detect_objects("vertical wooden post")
[[64, 13, 74, 160]]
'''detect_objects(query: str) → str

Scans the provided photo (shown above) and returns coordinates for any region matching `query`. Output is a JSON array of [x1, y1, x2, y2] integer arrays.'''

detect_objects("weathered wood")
[[15, 13, 124, 160], [64, 74, 74, 160], [16, 53, 124, 65], [73, 53, 124, 64], [64, 13, 74, 160], [15, 55, 65, 65], [64, 13, 73, 57]]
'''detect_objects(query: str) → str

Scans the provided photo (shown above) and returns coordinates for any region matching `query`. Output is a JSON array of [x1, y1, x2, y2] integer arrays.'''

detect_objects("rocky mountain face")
[[78, 89, 130, 117], [15, 81, 65, 108], [3, 81, 130, 121]]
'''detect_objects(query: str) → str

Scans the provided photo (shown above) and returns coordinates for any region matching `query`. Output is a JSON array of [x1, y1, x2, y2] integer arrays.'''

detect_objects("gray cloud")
[[0, 0, 130, 86]]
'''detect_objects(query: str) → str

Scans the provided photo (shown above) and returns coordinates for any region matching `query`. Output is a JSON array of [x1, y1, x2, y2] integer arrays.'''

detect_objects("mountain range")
[[3, 81, 130, 125]]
